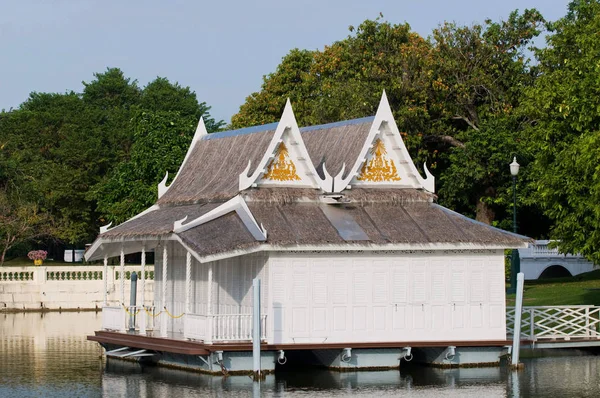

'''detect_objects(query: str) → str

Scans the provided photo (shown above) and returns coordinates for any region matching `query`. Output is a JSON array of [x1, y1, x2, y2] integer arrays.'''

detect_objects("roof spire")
[[333, 90, 435, 192], [238, 97, 331, 191]]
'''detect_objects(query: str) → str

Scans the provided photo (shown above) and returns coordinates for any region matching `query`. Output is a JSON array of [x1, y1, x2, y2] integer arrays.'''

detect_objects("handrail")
[[507, 305, 600, 341], [184, 312, 268, 342]]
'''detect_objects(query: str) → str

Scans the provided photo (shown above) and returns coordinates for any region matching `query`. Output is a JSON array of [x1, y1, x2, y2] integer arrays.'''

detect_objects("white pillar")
[[120, 247, 125, 306], [511, 272, 525, 369], [161, 242, 168, 337], [103, 255, 108, 306], [252, 278, 261, 381], [206, 263, 213, 344], [184, 251, 192, 339], [185, 251, 192, 314], [139, 245, 147, 335]]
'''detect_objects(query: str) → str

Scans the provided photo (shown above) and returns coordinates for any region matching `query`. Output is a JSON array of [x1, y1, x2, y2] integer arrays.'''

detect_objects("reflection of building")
[[86, 93, 527, 373]]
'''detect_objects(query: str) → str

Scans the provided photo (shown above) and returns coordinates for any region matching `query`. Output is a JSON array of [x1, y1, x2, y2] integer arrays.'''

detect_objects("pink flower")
[[27, 250, 48, 261]]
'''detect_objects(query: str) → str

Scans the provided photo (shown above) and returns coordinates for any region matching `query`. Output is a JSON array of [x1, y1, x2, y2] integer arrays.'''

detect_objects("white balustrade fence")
[[507, 305, 600, 340], [102, 305, 157, 333], [184, 313, 267, 342], [125, 306, 157, 331], [0, 265, 154, 310]]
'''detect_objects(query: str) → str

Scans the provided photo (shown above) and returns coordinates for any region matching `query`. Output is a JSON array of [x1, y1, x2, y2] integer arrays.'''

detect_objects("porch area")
[[92, 238, 270, 344], [101, 305, 267, 344]]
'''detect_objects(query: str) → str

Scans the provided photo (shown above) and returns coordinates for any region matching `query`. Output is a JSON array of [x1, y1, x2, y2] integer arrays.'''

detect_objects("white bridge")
[[519, 240, 597, 280]]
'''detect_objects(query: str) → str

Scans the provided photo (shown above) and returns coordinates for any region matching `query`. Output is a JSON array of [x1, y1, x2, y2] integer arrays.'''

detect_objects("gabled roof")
[[155, 116, 374, 205], [86, 93, 530, 262]]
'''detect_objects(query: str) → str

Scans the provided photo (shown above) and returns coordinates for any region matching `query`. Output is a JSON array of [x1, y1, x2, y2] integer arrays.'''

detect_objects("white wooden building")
[[86, 93, 528, 372]]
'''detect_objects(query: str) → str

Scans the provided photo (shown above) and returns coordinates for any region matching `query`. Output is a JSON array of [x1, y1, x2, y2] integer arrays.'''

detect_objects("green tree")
[[0, 189, 52, 265], [141, 77, 225, 132], [231, 13, 545, 228], [431, 10, 545, 226], [0, 92, 104, 247], [524, 0, 600, 262], [0, 69, 223, 251], [92, 111, 198, 224], [91, 77, 224, 224]]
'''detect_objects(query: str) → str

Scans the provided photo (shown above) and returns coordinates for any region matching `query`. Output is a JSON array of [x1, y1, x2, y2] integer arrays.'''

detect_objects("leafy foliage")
[[0, 189, 52, 266], [232, 12, 546, 228], [93, 111, 200, 224], [0, 68, 223, 251], [524, 1, 600, 262]]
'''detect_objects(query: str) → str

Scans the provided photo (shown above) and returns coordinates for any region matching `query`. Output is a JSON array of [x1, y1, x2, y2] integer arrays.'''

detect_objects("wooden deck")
[[88, 330, 512, 354]]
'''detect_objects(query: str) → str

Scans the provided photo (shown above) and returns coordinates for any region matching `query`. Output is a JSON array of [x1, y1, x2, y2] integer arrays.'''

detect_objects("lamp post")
[[508, 157, 520, 294]]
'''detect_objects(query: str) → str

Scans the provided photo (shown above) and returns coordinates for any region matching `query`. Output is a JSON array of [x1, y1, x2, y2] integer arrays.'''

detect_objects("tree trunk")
[[476, 188, 496, 225], [0, 246, 7, 266]]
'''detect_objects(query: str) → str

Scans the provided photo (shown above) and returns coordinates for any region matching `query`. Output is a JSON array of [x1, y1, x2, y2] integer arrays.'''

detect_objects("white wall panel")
[[268, 250, 507, 344], [391, 262, 408, 303]]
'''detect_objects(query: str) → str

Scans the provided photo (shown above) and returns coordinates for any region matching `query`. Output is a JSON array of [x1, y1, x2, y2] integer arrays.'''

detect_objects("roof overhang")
[[86, 235, 526, 264]]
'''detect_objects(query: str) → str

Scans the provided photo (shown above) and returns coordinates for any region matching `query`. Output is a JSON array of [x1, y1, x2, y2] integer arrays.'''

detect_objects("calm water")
[[1, 312, 599, 397]]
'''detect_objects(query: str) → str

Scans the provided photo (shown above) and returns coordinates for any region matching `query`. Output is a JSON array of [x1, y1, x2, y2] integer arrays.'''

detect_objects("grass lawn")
[[507, 270, 600, 306]]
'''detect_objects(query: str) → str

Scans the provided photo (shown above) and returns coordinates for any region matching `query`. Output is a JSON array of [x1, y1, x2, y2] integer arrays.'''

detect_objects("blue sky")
[[0, 0, 572, 123]]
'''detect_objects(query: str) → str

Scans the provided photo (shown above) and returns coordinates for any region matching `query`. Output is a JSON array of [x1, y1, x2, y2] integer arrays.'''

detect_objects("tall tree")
[[92, 110, 199, 224], [431, 10, 545, 227], [231, 13, 545, 229], [0, 189, 52, 265], [0, 69, 223, 254], [91, 77, 224, 224], [141, 77, 224, 132], [524, 0, 600, 261]]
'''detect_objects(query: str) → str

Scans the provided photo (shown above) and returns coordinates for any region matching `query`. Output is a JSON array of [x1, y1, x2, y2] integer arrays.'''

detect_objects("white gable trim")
[[238, 99, 332, 191], [158, 117, 208, 198], [173, 195, 267, 241], [333, 91, 435, 193]]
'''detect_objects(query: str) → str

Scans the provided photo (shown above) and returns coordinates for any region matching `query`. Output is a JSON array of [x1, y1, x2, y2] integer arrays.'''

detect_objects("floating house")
[[86, 93, 528, 373]]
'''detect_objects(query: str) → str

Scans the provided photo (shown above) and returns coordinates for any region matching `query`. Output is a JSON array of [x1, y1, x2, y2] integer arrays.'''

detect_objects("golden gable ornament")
[[357, 138, 401, 182], [262, 143, 301, 181]]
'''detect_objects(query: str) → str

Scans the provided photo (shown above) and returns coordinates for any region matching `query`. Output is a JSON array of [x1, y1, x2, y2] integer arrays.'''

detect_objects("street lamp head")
[[510, 157, 520, 176]]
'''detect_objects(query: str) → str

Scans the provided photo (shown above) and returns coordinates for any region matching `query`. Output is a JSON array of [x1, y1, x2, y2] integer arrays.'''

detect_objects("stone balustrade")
[[0, 265, 154, 311]]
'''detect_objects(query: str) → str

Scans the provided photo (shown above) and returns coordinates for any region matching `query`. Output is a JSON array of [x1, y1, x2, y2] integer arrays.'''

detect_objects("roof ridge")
[[203, 116, 375, 141]]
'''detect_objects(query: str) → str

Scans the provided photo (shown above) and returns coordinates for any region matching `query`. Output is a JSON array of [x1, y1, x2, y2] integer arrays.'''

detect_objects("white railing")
[[184, 313, 210, 341], [1, 265, 154, 283], [184, 313, 267, 343], [507, 306, 600, 340], [102, 306, 126, 332], [519, 240, 576, 258], [123, 305, 156, 332]]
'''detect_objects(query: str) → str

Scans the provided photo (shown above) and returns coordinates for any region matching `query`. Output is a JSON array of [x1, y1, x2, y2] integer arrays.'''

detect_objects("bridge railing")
[[519, 240, 577, 258], [507, 305, 600, 340]]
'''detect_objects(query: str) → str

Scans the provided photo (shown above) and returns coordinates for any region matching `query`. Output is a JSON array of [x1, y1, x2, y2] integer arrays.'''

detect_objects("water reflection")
[[1, 312, 600, 397], [0, 311, 103, 398]]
